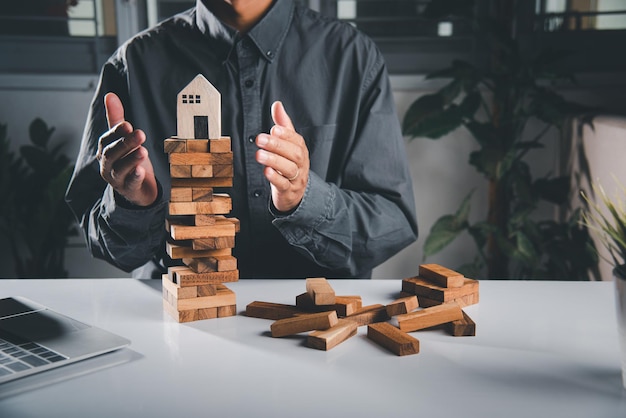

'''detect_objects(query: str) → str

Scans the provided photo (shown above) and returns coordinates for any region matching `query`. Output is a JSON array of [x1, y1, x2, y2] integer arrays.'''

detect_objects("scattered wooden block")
[[245, 301, 304, 320], [271, 311, 338, 338], [419, 263, 465, 288], [295, 293, 362, 316], [418, 292, 479, 308], [385, 295, 419, 317], [170, 266, 239, 286], [396, 303, 464, 332], [307, 319, 358, 351], [445, 310, 476, 336], [345, 304, 390, 327], [402, 276, 479, 304], [305, 278, 335, 305], [367, 322, 420, 356]]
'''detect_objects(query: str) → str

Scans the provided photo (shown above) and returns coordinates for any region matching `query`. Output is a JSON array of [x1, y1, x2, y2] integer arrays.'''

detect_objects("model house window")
[[182, 94, 201, 104]]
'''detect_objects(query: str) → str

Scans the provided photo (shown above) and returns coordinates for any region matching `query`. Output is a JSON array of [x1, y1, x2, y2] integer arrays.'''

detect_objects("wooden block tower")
[[162, 74, 239, 322]]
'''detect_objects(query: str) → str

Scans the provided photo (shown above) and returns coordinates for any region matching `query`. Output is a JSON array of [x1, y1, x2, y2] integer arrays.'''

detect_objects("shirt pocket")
[[299, 124, 337, 179]]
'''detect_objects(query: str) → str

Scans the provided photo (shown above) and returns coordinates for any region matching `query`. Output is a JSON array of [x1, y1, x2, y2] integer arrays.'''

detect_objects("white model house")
[[176, 74, 221, 139]]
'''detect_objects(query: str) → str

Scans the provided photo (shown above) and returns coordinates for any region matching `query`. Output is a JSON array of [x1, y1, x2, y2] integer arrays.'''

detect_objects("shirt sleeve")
[[271, 53, 418, 277], [65, 59, 168, 273]]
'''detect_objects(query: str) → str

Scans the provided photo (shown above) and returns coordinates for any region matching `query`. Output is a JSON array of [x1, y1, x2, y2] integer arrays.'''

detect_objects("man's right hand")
[[96, 92, 159, 207]]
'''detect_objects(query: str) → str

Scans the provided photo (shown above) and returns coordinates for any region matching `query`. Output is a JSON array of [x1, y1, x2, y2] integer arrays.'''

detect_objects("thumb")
[[271, 101, 295, 130], [104, 92, 126, 129]]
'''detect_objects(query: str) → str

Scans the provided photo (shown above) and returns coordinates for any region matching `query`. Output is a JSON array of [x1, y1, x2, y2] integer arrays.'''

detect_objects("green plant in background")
[[403, 5, 599, 280], [581, 181, 626, 278], [0, 119, 77, 278]]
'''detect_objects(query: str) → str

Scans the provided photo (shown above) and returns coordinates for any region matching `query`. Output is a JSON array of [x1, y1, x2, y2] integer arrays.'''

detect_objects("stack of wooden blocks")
[[161, 74, 240, 323], [245, 264, 478, 356]]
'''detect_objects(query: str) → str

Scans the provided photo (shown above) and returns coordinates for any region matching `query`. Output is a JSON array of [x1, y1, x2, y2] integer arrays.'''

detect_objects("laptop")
[[0, 296, 130, 384]]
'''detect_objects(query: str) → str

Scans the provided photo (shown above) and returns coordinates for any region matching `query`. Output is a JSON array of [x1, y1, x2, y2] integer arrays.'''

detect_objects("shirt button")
[[266, 50, 274, 59], [245, 79, 254, 88], [253, 190, 263, 198], [248, 135, 255, 143]]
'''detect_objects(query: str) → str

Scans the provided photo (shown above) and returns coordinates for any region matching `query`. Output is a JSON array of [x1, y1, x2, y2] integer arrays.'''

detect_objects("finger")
[[256, 149, 299, 179], [108, 146, 147, 184], [104, 92, 125, 130], [256, 133, 304, 162], [271, 101, 295, 131], [264, 167, 292, 192]]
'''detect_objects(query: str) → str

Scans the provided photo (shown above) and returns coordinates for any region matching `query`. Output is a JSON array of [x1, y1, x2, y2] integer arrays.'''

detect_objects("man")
[[65, 0, 418, 279]]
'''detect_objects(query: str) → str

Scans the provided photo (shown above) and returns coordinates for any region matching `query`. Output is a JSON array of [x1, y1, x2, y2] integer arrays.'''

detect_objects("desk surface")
[[0, 279, 625, 418]]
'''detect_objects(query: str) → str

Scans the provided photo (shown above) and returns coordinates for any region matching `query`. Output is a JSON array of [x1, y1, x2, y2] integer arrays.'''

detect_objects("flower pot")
[[614, 266, 626, 390]]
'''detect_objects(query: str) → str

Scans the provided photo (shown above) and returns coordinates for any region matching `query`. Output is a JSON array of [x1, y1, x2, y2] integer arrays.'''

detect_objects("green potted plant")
[[581, 181, 626, 390], [402, 7, 599, 280], [0, 118, 77, 278]]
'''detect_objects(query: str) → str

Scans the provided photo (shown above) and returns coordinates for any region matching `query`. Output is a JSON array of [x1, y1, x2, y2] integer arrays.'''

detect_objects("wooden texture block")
[[169, 222, 236, 240], [163, 274, 235, 310], [175, 285, 236, 311], [168, 195, 232, 215], [212, 164, 234, 177], [271, 311, 338, 337], [164, 138, 187, 153], [217, 304, 237, 318], [418, 292, 479, 308], [419, 264, 465, 288], [191, 164, 213, 178], [295, 293, 362, 317], [185, 139, 209, 153], [192, 188, 213, 202], [192, 236, 235, 250], [396, 303, 464, 332], [166, 241, 231, 260], [170, 187, 193, 202], [170, 266, 238, 286], [402, 276, 479, 303], [162, 274, 197, 299], [445, 310, 476, 336], [171, 177, 233, 188], [245, 301, 304, 320], [198, 307, 218, 320], [195, 214, 216, 226], [385, 295, 419, 317], [345, 304, 390, 327], [169, 152, 233, 166], [305, 278, 335, 305], [170, 165, 192, 178], [183, 255, 237, 273], [367, 322, 420, 356], [307, 319, 358, 351], [163, 299, 197, 323], [210, 137, 231, 153]]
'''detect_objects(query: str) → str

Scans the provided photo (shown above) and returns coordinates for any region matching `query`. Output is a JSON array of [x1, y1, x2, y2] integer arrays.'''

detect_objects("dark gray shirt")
[[66, 0, 418, 279]]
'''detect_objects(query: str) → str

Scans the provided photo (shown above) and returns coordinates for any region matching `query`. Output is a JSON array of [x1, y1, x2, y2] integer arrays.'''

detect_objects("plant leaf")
[[29, 118, 54, 148]]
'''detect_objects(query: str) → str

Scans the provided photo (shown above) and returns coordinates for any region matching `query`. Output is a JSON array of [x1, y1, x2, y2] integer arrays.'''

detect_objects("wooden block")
[[174, 285, 236, 311], [295, 293, 362, 317], [419, 264, 465, 288], [168, 195, 232, 215], [171, 266, 239, 286], [245, 301, 304, 320], [164, 138, 187, 153], [195, 214, 216, 226], [307, 319, 358, 351], [185, 139, 209, 153], [193, 236, 235, 250], [169, 152, 233, 166], [210, 137, 231, 153], [169, 222, 236, 240], [386, 295, 419, 317], [345, 304, 390, 327], [197, 284, 218, 296], [162, 273, 197, 299], [418, 292, 479, 308], [367, 322, 420, 356], [192, 188, 213, 202], [171, 165, 192, 178], [212, 164, 234, 177], [183, 255, 237, 273], [166, 241, 231, 259], [402, 277, 479, 303], [171, 177, 233, 188], [217, 304, 237, 318], [191, 164, 213, 178], [271, 311, 339, 337], [305, 278, 335, 305], [170, 187, 193, 202], [198, 307, 218, 320], [163, 299, 197, 323], [445, 310, 476, 336], [396, 303, 464, 332], [218, 216, 240, 232]]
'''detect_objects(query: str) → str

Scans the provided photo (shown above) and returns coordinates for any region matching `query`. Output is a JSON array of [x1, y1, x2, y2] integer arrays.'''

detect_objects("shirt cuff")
[[102, 183, 167, 229], [270, 172, 334, 244]]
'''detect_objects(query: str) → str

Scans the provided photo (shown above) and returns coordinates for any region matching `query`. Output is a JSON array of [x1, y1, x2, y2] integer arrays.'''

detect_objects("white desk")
[[0, 279, 624, 418]]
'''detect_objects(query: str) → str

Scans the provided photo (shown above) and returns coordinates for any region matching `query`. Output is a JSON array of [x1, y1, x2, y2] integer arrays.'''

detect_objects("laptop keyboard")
[[0, 332, 68, 378]]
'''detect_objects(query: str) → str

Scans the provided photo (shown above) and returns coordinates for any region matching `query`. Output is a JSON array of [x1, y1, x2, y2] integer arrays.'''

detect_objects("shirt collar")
[[195, 0, 294, 63]]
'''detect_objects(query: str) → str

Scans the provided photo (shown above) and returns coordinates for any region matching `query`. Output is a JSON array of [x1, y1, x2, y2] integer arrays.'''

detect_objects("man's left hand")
[[256, 101, 310, 213]]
